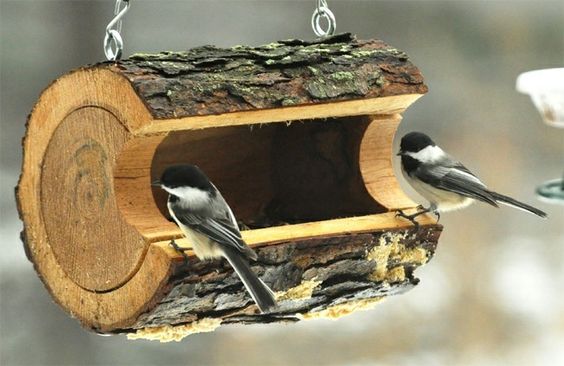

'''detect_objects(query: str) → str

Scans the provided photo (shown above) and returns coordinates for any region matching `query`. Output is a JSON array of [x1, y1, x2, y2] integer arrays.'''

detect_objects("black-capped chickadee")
[[152, 165, 277, 313], [396, 132, 547, 224]]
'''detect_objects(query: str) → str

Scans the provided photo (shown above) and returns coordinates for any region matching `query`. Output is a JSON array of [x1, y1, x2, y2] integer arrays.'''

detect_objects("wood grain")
[[40, 107, 145, 291]]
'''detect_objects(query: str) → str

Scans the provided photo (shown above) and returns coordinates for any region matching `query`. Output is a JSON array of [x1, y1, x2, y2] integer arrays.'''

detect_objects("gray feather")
[[413, 162, 499, 207], [169, 194, 257, 260]]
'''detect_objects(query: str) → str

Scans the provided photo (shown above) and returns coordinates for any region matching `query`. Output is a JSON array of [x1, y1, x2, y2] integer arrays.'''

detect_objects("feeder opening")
[[115, 116, 388, 242], [153, 116, 386, 226]]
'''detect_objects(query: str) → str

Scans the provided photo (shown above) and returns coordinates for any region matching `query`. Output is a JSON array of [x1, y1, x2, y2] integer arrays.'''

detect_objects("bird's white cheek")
[[407, 145, 445, 163], [163, 186, 210, 208]]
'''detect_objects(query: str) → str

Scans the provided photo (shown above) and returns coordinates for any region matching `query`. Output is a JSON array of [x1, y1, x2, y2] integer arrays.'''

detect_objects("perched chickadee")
[[152, 164, 277, 313], [396, 132, 547, 224]]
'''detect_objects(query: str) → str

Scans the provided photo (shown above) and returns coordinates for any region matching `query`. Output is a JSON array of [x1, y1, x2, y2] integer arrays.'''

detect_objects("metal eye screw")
[[311, 0, 336, 37], [104, 0, 131, 61]]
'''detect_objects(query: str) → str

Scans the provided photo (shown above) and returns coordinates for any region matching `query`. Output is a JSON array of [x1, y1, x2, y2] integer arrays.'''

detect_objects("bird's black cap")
[[399, 132, 436, 154], [158, 164, 215, 193]]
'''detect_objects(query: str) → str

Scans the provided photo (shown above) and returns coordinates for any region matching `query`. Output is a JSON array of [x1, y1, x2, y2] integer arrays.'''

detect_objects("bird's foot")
[[395, 206, 431, 228], [395, 209, 420, 228], [169, 239, 190, 268], [434, 210, 441, 222]]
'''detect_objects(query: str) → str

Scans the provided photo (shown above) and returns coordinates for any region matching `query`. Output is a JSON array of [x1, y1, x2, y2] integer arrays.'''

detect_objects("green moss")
[[370, 70, 385, 86], [351, 50, 379, 57], [330, 71, 355, 81], [261, 42, 282, 49], [281, 97, 301, 106], [307, 66, 321, 76], [351, 48, 405, 59], [299, 46, 332, 54]]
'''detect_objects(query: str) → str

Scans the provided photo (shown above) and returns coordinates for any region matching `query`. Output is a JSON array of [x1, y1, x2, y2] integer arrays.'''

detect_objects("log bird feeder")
[[17, 33, 442, 341]]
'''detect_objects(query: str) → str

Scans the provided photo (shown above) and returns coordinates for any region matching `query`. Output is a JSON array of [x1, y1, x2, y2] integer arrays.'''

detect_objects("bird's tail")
[[489, 191, 547, 218], [222, 247, 277, 313]]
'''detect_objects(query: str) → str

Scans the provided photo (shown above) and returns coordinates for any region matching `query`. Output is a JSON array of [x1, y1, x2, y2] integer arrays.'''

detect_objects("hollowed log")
[[17, 33, 441, 339]]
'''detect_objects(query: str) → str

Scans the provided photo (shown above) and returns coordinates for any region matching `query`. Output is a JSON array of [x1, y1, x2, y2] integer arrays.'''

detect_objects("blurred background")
[[1, 0, 563, 365]]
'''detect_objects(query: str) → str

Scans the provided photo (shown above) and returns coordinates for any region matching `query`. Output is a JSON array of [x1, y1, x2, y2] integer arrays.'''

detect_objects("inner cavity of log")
[[115, 116, 387, 241], [150, 117, 383, 228]]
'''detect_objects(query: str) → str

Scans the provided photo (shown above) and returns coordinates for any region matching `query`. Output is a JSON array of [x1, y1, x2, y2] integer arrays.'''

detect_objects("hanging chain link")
[[104, 0, 131, 61], [103, 1, 333, 58], [311, 0, 336, 37]]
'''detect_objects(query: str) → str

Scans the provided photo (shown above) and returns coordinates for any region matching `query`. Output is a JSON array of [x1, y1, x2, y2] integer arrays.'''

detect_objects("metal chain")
[[104, 0, 131, 61], [311, 0, 336, 37], [103, 1, 333, 58]]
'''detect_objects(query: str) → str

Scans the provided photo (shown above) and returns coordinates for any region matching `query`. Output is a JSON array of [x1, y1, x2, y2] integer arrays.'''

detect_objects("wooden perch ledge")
[[17, 33, 440, 340]]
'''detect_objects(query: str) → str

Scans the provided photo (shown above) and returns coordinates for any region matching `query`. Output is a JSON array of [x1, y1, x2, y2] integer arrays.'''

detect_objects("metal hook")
[[104, 0, 130, 61], [311, 0, 336, 37]]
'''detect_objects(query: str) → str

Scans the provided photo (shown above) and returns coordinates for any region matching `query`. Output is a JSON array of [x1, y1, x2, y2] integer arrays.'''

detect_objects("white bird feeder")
[[516, 67, 564, 203]]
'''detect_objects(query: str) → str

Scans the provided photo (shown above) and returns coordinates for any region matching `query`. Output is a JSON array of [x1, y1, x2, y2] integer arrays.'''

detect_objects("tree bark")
[[125, 225, 441, 341], [113, 33, 426, 120]]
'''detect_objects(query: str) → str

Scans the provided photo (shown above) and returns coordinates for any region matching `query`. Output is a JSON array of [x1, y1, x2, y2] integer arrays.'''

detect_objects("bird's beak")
[[396, 151, 403, 156], [151, 179, 161, 187]]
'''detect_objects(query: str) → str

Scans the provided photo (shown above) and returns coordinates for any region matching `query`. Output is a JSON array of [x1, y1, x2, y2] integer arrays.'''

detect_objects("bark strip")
[[112, 33, 427, 119], [127, 225, 441, 341]]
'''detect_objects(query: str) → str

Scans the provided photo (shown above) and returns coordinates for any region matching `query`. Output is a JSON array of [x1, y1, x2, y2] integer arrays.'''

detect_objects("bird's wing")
[[173, 205, 248, 251], [211, 184, 239, 228], [414, 162, 499, 207]]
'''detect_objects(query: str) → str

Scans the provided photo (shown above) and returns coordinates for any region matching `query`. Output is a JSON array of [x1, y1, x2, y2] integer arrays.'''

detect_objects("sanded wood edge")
[[150, 210, 436, 258], [134, 94, 423, 135], [359, 114, 416, 210]]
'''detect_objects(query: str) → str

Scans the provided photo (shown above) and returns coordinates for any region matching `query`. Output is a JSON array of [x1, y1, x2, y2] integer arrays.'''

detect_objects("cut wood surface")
[[40, 107, 146, 291], [16, 33, 435, 334], [136, 95, 423, 135], [360, 114, 416, 209]]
